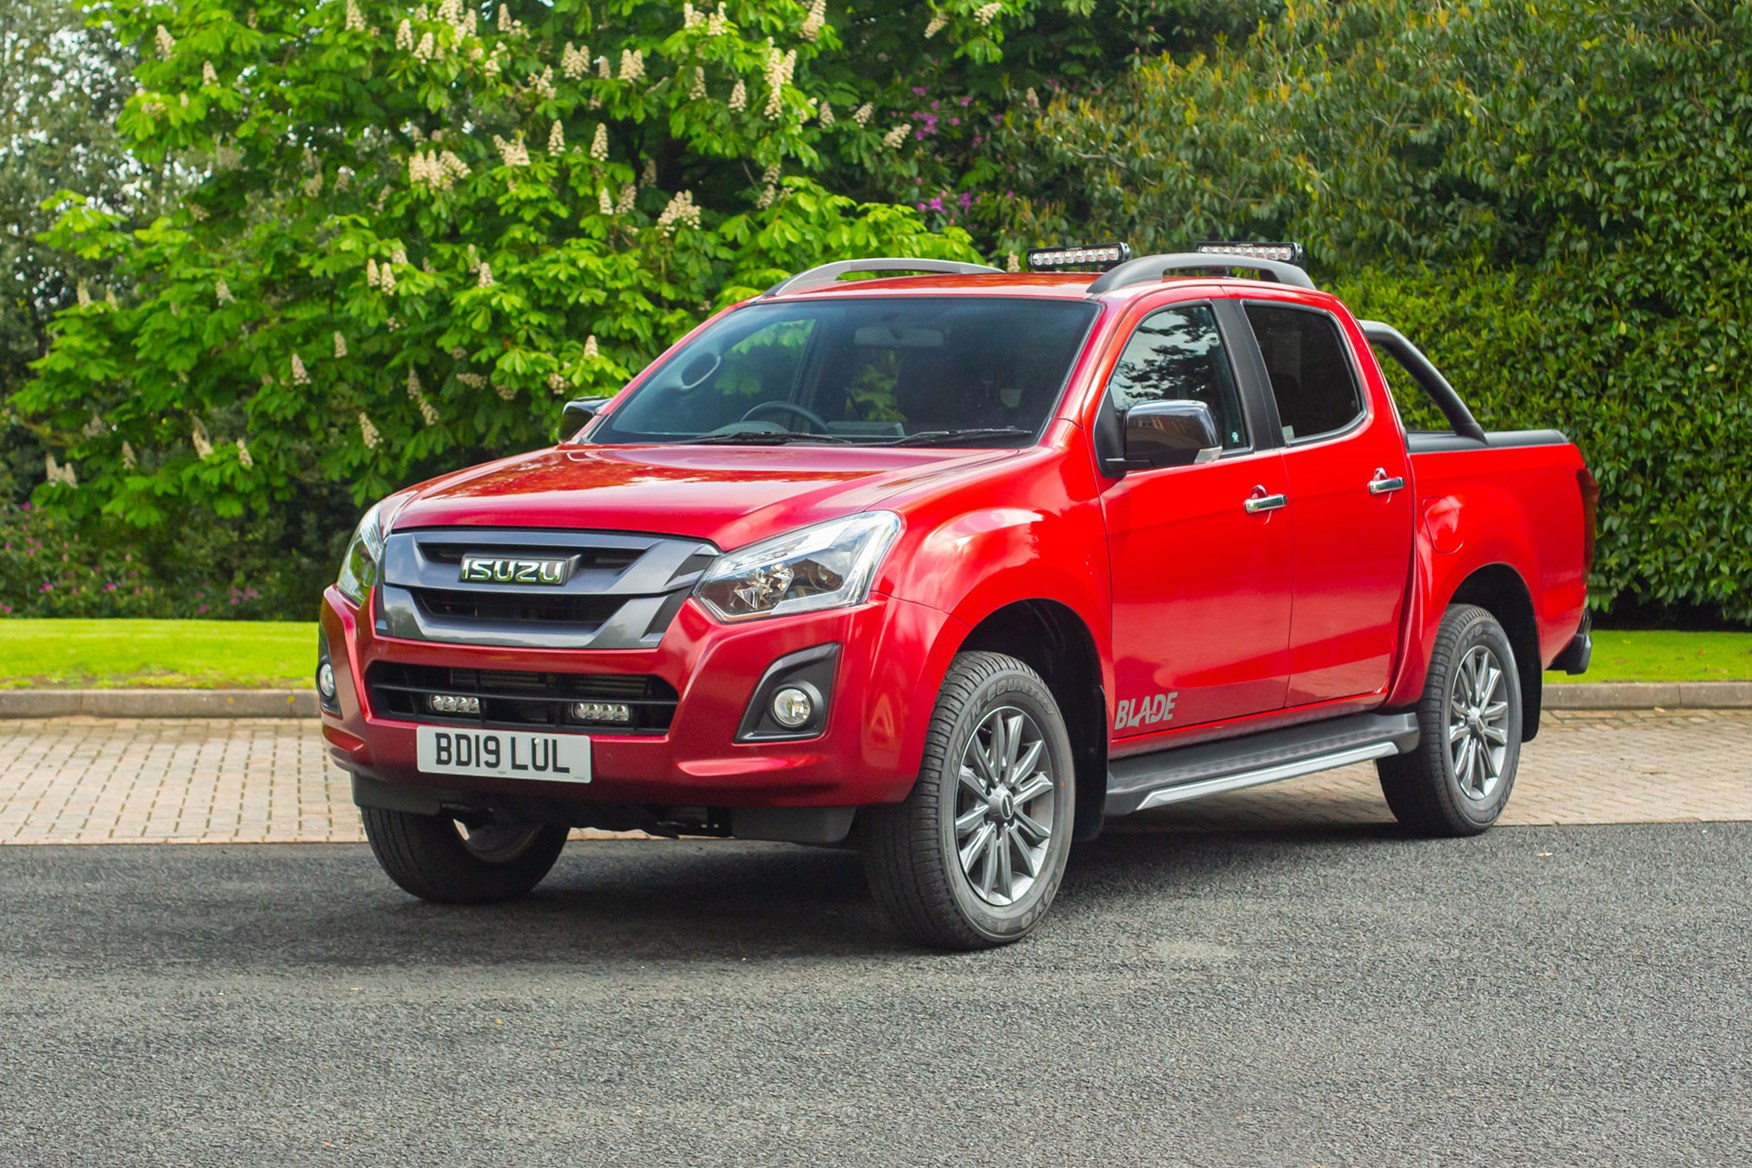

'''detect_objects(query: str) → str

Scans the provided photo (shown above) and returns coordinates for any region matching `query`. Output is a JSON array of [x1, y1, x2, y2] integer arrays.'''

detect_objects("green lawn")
[[0, 619, 317, 689], [1546, 628, 1752, 685], [0, 620, 1747, 689]]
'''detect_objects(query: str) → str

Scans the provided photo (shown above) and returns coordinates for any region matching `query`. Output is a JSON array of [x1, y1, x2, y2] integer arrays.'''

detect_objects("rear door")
[[1238, 301, 1414, 706], [1097, 297, 1293, 736]]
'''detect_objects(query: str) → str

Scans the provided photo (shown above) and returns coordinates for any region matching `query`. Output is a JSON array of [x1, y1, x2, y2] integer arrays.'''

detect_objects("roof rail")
[[1085, 252, 1317, 295], [761, 258, 1003, 298]]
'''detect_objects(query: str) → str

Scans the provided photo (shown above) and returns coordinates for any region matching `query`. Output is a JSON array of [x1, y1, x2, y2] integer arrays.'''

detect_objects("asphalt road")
[[2, 825, 1748, 1167]]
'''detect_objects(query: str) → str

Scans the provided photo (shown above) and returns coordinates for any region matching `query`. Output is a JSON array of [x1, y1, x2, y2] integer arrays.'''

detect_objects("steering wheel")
[[740, 400, 832, 433]]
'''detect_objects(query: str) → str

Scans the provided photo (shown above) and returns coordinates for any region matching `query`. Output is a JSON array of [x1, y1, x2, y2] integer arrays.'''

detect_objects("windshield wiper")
[[883, 428, 1033, 447], [677, 430, 857, 445]]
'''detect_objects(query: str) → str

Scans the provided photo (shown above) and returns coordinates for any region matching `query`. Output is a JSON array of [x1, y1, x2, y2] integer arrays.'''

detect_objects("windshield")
[[591, 296, 1099, 447]]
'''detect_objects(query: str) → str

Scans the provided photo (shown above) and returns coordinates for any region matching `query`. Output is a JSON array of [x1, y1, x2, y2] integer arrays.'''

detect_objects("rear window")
[[1244, 304, 1364, 442]]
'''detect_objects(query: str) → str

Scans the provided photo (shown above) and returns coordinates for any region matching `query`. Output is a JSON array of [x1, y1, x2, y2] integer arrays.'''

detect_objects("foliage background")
[[4, 0, 1750, 625]]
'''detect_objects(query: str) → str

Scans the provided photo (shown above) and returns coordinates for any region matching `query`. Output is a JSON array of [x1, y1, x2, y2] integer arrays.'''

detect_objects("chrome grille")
[[375, 528, 717, 650]]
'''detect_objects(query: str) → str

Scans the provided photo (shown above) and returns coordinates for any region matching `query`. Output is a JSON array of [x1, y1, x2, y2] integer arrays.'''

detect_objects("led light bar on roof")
[[1194, 240, 1307, 267], [1026, 243, 1133, 272]]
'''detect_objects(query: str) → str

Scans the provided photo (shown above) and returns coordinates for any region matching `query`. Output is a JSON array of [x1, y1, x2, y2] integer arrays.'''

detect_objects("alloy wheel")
[[954, 705, 1058, 907], [1447, 644, 1512, 801]]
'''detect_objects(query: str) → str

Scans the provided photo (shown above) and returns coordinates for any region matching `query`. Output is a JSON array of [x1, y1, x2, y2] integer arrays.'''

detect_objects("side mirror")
[[1122, 400, 1223, 469], [558, 398, 611, 443]]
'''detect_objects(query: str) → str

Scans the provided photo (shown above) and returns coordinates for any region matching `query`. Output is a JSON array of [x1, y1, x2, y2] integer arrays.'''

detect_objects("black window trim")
[[1099, 297, 1259, 462], [1235, 298, 1371, 448]]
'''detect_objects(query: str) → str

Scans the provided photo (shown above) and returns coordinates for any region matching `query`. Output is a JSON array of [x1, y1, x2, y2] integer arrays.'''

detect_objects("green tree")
[[14, 0, 987, 535], [1, 0, 169, 501]]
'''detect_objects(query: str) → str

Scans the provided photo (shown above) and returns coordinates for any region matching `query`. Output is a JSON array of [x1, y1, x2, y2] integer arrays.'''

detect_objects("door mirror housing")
[[1122, 400, 1223, 469], [558, 398, 611, 442]]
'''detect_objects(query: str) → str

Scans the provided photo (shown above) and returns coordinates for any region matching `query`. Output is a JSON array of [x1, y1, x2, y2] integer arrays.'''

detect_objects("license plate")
[[415, 726, 592, 784]]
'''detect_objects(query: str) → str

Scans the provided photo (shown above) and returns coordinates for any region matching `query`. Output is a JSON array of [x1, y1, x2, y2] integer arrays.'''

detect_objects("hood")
[[389, 443, 1023, 550]]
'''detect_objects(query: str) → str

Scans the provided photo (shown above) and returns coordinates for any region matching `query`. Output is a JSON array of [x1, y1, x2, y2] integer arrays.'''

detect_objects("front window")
[[593, 297, 1100, 447]]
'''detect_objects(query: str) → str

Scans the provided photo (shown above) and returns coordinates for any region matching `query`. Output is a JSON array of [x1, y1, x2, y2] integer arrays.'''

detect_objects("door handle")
[[1368, 468, 1406, 495], [1244, 485, 1288, 514]]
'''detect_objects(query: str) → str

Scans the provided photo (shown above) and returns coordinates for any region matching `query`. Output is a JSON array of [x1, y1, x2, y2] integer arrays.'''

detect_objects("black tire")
[[859, 651, 1076, 950], [1378, 603, 1523, 837], [361, 807, 568, 904]]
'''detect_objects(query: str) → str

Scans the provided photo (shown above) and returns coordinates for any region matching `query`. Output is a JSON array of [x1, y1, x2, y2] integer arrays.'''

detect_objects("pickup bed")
[[318, 244, 1594, 948]]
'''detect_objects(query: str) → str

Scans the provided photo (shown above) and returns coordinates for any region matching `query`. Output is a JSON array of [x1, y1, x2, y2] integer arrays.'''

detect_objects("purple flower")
[[916, 201, 927, 211], [949, 117, 960, 126], [960, 95, 972, 107], [911, 86, 927, 96], [959, 192, 972, 209], [928, 196, 943, 211], [39, 582, 52, 592], [197, 603, 210, 614], [105, 582, 117, 592]]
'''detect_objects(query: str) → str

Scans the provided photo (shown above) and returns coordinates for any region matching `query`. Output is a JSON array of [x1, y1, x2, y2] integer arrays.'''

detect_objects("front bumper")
[[319, 586, 963, 811]]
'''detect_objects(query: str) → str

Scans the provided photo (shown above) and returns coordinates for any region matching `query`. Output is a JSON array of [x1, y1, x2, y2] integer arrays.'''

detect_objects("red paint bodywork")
[[323, 272, 1590, 812]]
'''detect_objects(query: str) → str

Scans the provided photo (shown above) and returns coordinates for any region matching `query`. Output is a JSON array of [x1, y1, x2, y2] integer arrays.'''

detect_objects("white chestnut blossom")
[[75, 281, 90, 308], [122, 441, 137, 469], [707, 3, 727, 35], [235, 438, 253, 468], [562, 42, 590, 79], [683, 3, 702, 29], [818, 101, 834, 126], [656, 190, 701, 234], [530, 66, 556, 100], [334, 332, 348, 359], [456, 372, 488, 389], [975, 1, 1002, 25], [924, 13, 947, 37], [589, 123, 609, 160], [191, 420, 213, 459], [688, 66, 706, 99], [202, 60, 218, 85], [413, 31, 437, 60], [493, 134, 530, 167], [477, 261, 494, 288], [728, 78, 747, 112], [882, 122, 912, 148], [615, 183, 637, 213], [596, 55, 611, 80], [395, 19, 413, 49], [547, 120, 565, 153], [154, 24, 176, 57], [345, 0, 365, 31], [640, 158, 657, 187], [215, 278, 233, 304], [583, 335, 599, 359], [359, 413, 381, 450], [763, 46, 797, 117], [598, 187, 614, 215], [853, 101, 874, 126], [802, 0, 826, 40], [44, 454, 78, 486], [390, 247, 408, 266], [291, 353, 310, 385], [619, 49, 644, 82]]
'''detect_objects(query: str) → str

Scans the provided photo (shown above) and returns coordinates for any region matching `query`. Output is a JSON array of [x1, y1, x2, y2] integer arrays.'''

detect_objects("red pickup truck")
[[317, 243, 1595, 949]]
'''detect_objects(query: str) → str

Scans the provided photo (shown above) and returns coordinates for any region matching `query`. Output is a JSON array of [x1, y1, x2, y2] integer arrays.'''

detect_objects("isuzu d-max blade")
[[318, 242, 1595, 948]]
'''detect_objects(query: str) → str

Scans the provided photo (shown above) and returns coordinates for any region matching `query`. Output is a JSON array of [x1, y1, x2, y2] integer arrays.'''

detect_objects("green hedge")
[[1007, 0, 1752, 622]]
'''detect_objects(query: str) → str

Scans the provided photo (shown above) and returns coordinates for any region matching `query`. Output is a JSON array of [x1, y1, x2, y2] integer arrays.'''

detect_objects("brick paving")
[[0, 710, 1748, 845]]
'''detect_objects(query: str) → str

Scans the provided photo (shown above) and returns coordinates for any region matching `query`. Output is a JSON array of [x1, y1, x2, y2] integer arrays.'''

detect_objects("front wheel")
[[860, 652, 1076, 949], [362, 807, 569, 904], [1378, 603, 1523, 836]]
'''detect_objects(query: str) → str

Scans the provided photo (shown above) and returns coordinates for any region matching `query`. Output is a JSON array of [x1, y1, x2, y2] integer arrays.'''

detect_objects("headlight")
[[335, 501, 387, 605], [694, 512, 902, 622]]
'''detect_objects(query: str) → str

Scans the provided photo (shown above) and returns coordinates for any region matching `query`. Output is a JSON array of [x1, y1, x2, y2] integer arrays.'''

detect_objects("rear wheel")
[[1378, 603, 1523, 836], [860, 652, 1075, 949], [361, 807, 568, 904]]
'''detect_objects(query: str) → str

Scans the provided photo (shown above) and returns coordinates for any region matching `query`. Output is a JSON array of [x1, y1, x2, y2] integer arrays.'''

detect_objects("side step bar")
[[1105, 712, 1421, 817]]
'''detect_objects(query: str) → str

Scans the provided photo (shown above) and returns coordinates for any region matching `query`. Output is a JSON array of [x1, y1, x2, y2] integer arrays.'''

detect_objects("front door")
[[1098, 300, 1294, 738], [1240, 301, 1415, 705]]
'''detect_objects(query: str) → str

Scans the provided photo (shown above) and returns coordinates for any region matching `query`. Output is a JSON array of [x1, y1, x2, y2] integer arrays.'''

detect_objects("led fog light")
[[316, 662, 337, 701], [572, 702, 631, 724], [770, 686, 815, 729], [428, 694, 481, 715]]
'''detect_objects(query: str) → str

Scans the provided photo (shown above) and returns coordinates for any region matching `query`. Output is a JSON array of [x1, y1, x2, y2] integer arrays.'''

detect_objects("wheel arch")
[[952, 598, 1109, 842], [1448, 564, 1543, 742]]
